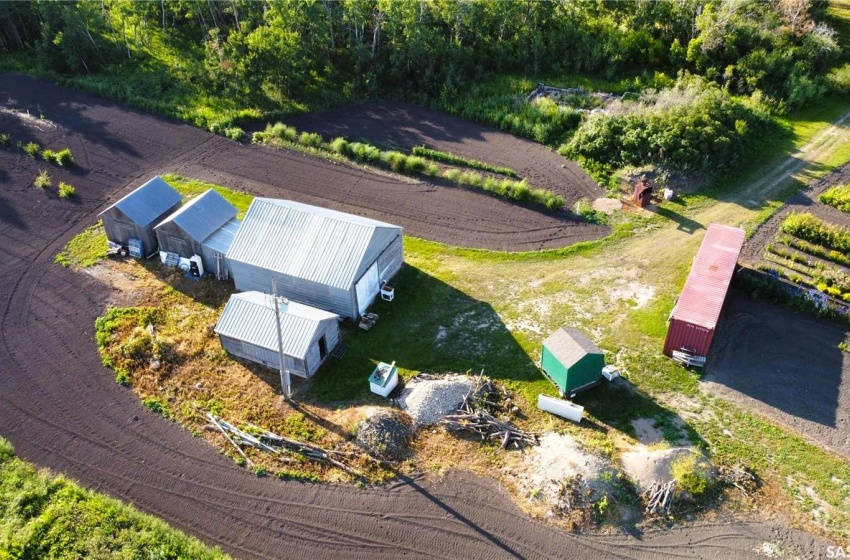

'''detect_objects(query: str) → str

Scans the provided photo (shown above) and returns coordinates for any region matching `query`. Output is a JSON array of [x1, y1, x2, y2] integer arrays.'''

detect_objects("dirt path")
[[0, 74, 830, 558]]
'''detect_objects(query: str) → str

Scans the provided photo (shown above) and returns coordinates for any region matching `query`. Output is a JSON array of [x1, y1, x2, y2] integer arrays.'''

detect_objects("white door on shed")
[[355, 262, 380, 316]]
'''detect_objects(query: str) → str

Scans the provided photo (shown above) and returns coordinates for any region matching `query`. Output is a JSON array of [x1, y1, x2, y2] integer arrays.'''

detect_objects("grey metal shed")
[[99, 176, 182, 256], [214, 291, 340, 378], [226, 199, 404, 319], [154, 189, 237, 273], [200, 217, 241, 280]]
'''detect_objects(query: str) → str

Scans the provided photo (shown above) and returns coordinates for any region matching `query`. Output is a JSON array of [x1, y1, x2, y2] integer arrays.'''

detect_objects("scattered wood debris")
[[643, 480, 676, 516], [718, 464, 760, 496], [440, 373, 537, 449], [206, 413, 361, 475]]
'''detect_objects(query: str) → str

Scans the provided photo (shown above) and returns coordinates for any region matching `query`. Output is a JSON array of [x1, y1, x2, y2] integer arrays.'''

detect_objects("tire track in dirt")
[[0, 74, 829, 559]]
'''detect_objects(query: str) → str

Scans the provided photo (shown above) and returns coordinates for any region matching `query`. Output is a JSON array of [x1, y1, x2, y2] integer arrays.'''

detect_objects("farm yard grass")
[[3, 72, 850, 557]]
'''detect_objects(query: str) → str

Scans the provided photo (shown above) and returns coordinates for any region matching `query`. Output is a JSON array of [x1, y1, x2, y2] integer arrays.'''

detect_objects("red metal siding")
[[664, 223, 744, 357], [663, 319, 714, 357]]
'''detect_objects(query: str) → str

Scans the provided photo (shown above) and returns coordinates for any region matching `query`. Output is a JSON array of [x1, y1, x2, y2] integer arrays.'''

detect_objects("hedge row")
[[254, 123, 566, 211], [818, 184, 850, 213], [411, 146, 518, 177], [780, 212, 850, 254]]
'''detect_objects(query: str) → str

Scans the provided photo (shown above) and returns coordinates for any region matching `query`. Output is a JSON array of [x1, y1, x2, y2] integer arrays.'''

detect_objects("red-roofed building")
[[663, 223, 745, 362]]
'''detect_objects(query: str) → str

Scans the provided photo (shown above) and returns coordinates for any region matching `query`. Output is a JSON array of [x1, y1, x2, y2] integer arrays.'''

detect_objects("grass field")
[[0, 437, 229, 559]]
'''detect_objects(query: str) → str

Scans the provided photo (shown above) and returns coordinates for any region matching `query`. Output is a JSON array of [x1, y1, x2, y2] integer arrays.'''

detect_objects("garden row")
[[0, 132, 74, 166], [757, 212, 850, 302], [252, 123, 565, 211]]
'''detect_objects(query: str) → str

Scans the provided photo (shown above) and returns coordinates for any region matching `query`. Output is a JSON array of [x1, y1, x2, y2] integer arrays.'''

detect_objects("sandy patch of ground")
[[620, 446, 712, 492], [593, 197, 623, 214], [513, 433, 617, 515]]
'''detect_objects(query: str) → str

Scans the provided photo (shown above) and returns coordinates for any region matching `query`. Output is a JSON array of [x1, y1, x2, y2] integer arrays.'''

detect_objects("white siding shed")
[[215, 291, 340, 378]]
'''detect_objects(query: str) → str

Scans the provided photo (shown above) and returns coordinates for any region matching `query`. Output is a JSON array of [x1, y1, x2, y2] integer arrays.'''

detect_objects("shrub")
[[41, 148, 57, 163], [34, 170, 51, 189], [442, 168, 461, 182], [819, 184, 850, 213], [349, 142, 381, 162], [142, 397, 171, 418], [0, 437, 13, 464], [224, 127, 245, 141], [827, 63, 850, 94], [298, 131, 323, 148], [253, 465, 267, 477], [114, 370, 130, 386], [781, 212, 850, 254], [458, 171, 483, 187], [55, 148, 73, 166], [404, 155, 427, 174], [58, 182, 76, 198], [268, 122, 297, 141], [0, 132, 10, 147], [425, 162, 439, 176], [670, 453, 712, 497], [23, 141, 40, 157], [330, 137, 349, 155], [382, 150, 408, 172], [573, 199, 607, 223]]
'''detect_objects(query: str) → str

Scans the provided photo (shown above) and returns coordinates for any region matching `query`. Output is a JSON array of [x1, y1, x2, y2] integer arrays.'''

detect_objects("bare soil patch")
[[706, 294, 850, 460], [285, 101, 603, 206], [0, 74, 832, 559]]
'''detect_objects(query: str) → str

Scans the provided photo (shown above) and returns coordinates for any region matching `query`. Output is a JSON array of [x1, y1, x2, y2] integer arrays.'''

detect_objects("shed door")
[[355, 262, 380, 316]]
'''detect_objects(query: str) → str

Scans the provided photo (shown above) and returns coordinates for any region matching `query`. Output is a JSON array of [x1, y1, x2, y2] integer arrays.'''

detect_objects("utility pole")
[[271, 278, 292, 399]]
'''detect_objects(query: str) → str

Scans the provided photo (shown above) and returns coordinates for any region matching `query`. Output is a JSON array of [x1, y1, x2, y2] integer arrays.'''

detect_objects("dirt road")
[[0, 74, 830, 559]]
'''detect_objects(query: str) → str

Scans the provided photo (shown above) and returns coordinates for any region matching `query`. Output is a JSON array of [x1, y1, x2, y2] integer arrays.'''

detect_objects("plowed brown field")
[[285, 101, 601, 207], [0, 74, 827, 559]]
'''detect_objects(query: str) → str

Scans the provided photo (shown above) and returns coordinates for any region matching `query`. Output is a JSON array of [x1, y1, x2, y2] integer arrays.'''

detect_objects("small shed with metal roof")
[[154, 189, 238, 273], [663, 223, 745, 363], [541, 327, 604, 397], [99, 176, 182, 256], [215, 291, 340, 378], [226, 198, 404, 319]]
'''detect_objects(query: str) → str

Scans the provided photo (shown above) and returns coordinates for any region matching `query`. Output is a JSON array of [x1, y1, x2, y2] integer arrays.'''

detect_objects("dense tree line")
[[1, 0, 842, 106], [0, 1, 845, 182]]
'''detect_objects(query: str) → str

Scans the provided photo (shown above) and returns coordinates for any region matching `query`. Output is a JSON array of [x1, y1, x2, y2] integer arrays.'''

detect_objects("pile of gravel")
[[356, 409, 411, 460], [398, 374, 474, 427]]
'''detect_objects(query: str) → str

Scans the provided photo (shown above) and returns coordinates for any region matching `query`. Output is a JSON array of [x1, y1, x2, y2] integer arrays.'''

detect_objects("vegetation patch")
[[411, 146, 518, 177], [819, 183, 850, 212], [33, 170, 51, 189], [54, 221, 107, 269], [58, 181, 75, 198], [781, 212, 850, 254], [0, 436, 230, 559], [22, 141, 40, 157], [255, 122, 565, 210]]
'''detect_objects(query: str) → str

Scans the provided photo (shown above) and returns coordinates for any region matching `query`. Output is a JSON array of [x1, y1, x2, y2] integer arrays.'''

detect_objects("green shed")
[[541, 327, 604, 397]]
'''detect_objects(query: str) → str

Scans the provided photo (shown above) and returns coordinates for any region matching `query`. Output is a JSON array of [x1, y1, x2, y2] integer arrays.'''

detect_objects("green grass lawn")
[[0, 437, 229, 559]]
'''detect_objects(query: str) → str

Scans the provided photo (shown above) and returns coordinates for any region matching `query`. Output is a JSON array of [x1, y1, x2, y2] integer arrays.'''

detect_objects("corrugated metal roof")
[[99, 176, 182, 226], [202, 217, 241, 254], [214, 291, 338, 359], [155, 189, 237, 242], [226, 199, 403, 289], [671, 223, 745, 329], [543, 327, 603, 369]]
